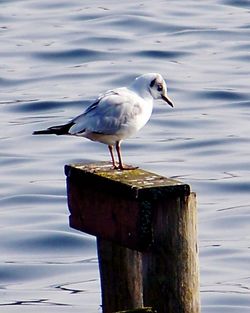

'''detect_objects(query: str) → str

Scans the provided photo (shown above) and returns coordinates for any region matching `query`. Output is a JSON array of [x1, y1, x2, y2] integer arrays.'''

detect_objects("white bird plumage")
[[33, 73, 174, 170]]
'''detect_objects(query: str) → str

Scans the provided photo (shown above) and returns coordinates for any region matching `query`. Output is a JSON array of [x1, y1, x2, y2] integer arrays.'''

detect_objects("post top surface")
[[65, 162, 190, 197]]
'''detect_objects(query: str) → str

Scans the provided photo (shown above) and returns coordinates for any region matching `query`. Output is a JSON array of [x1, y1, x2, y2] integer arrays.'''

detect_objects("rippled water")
[[1, 0, 250, 312]]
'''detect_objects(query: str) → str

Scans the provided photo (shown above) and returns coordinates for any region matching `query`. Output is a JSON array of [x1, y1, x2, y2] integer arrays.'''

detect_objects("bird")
[[33, 73, 174, 170]]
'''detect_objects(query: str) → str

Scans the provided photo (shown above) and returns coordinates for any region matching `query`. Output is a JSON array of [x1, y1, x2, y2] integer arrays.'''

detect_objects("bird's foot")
[[117, 164, 139, 171]]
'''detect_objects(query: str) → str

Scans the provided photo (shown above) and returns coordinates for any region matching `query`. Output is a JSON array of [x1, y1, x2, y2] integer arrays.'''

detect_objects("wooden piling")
[[142, 193, 199, 313], [65, 162, 200, 313], [97, 238, 143, 312]]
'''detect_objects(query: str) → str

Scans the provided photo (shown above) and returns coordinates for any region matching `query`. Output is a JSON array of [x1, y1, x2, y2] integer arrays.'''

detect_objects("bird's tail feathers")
[[33, 122, 74, 136]]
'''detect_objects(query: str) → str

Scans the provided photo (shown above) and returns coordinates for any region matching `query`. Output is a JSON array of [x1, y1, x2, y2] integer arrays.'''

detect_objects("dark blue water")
[[1, 0, 250, 312]]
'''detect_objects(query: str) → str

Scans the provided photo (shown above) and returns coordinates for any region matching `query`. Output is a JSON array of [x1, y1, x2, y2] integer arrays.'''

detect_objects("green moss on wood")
[[68, 161, 184, 190]]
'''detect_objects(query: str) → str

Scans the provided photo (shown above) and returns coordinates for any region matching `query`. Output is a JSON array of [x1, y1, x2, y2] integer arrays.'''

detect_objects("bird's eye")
[[157, 84, 163, 92]]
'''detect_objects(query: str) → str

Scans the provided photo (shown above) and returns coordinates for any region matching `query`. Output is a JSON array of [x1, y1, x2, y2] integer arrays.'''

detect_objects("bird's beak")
[[161, 94, 174, 107]]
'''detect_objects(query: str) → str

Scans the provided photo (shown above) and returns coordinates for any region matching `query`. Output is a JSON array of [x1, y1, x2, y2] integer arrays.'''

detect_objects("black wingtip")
[[33, 130, 50, 135], [33, 122, 75, 136], [32, 130, 44, 135]]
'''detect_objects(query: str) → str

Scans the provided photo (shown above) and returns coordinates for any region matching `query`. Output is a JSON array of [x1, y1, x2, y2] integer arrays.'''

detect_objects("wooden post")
[[65, 162, 200, 313], [142, 193, 199, 313], [97, 238, 143, 312]]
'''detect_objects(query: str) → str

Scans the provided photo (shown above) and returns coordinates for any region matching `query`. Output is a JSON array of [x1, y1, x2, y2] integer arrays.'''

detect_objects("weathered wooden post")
[[142, 193, 199, 313], [65, 162, 200, 313]]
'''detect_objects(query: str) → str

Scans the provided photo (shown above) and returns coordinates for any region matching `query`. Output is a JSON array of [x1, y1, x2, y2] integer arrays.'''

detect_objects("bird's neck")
[[129, 80, 153, 100]]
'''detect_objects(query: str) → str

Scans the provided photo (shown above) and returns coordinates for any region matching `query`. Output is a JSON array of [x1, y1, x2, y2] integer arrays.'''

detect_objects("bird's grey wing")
[[69, 89, 138, 135]]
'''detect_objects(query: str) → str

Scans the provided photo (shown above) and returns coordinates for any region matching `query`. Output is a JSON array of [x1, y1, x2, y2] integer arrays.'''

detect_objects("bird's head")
[[146, 73, 174, 107], [133, 73, 174, 107]]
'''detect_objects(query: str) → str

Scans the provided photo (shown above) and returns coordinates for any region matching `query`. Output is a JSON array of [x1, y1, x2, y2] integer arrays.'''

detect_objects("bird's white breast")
[[114, 93, 153, 139]]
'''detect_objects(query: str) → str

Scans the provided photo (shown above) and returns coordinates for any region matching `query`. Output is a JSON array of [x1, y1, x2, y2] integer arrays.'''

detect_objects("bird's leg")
[[116, 141, 124, 170], [108, 145, 118, 169], [115, 141, 138, 170]]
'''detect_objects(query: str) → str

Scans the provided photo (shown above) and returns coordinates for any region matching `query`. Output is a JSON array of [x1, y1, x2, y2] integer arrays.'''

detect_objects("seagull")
[[33, 73, 174, 170]]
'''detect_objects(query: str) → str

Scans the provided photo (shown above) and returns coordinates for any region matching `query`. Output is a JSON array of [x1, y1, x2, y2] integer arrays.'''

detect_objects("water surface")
[[0, 0, 250, 312]]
